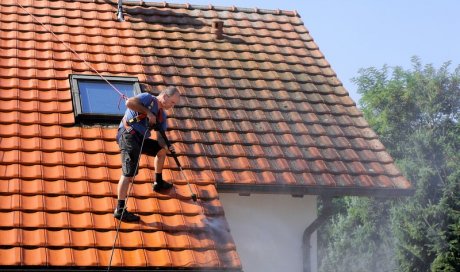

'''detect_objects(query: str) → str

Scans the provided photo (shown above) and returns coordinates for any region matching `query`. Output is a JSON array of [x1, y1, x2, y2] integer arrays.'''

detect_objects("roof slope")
[[0, 0, 411, 270]]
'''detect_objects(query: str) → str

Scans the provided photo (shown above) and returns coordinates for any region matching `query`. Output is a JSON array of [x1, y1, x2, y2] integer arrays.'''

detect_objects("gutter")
[[217, 183, 415, 198], [302, 196, 334, 272]]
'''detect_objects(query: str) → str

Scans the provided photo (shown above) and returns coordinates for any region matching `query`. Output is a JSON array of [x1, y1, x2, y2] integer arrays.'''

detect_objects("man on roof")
[[115, 86, 181, 222]]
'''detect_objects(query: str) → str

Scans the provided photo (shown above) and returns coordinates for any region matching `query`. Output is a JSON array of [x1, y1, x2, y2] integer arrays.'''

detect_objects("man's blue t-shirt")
[[119, 93, 167, 138]]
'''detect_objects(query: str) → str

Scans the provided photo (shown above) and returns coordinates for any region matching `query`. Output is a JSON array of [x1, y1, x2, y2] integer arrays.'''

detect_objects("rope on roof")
[[14, 2, 133, 269], [15, 1, 129, 105]]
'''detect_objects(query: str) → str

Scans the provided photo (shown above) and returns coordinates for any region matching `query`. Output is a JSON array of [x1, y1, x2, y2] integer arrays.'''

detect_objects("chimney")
[[212, 20, 224, 40]]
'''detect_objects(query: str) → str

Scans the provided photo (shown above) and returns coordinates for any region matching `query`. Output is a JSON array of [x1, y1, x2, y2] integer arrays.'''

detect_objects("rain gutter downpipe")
[[303, 196, 334, 272]]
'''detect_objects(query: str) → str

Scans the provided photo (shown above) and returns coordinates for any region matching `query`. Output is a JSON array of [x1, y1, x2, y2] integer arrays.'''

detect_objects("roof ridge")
[[119, 0, 300, 17]]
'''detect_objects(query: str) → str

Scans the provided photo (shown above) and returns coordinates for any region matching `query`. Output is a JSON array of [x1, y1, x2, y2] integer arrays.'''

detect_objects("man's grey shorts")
[[117, 129, 163, 177]]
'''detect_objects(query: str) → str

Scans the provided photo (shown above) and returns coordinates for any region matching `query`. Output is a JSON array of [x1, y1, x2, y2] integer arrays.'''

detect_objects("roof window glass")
[[69, 74, 141, 123]]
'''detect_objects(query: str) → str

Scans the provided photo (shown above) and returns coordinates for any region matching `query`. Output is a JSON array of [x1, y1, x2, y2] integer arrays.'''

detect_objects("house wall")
[[219, 193, 318, 272]]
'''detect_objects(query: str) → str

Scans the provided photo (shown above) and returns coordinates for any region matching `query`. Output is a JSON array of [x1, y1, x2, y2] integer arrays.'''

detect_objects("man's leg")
[[114, 174, 140, 222], [153, 148, 173, 191], [115, 174, 131, 213], [154, 148, 166, 174], [117, 175, 133, 200], [142, 139, 173, 192], [115, 131, 141, 222]]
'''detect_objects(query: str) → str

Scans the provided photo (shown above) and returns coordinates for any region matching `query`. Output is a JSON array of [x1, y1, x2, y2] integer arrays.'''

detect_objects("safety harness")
[[122, 96, 164, 134]]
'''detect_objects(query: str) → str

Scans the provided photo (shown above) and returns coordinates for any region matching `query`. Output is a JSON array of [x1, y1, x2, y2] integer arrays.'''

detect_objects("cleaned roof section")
[[0, 0, 412, 269]]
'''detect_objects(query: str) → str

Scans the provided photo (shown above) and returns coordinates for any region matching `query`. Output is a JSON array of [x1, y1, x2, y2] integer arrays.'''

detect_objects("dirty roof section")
[[0, 0, 412, 269]]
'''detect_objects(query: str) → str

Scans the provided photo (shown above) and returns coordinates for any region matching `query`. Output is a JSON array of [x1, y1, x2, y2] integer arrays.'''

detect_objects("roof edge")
[[217, 184, 415, 198], [120, 0, 300, 17]]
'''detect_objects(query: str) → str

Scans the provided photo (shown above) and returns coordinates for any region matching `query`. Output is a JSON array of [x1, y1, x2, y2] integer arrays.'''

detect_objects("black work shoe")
[[113, 207, 140, 222], [153, 181, 173, 192]]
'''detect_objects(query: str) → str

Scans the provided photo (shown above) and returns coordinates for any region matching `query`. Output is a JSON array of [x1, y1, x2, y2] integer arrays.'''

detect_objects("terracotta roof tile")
[[47, 229, 71, 247], [44, 211, 68, 228], [0, 228, 19, 247], [23, 247, 47, 266], [70, 248, 98, 266], [20, 212, 44, 229]]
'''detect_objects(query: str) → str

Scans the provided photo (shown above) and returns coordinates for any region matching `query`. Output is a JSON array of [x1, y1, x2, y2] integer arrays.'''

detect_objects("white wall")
[[219, 193, 318, 272]]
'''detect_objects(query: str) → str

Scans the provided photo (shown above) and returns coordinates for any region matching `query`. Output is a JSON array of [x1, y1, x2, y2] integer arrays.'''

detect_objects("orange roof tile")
[[0, 0, 412, 270]]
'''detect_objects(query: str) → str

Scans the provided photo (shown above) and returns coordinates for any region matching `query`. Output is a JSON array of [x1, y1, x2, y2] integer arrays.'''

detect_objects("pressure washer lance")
[[158, 129, 197, 202]]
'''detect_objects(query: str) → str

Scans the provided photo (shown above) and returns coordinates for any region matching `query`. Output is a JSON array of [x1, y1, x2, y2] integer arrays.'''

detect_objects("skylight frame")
[[69, 74, 141, 123]]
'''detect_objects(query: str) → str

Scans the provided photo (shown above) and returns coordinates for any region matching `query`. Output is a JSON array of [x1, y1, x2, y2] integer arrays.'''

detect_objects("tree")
[[318, 196, 397, 272], [319, 57, 460, 271]]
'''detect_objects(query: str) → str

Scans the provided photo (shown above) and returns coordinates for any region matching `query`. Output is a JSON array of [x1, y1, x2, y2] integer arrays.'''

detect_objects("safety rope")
[[107, 128, 149, 271], [14, 2, 133, 270], [16, 1, 128, 102]]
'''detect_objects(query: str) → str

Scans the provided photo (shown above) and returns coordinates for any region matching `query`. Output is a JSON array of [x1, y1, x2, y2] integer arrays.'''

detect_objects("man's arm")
[[125, 96, 156, 127]]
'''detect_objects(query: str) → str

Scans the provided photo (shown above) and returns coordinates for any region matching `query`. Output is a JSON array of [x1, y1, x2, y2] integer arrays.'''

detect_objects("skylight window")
[[69, 74, 141, 122]]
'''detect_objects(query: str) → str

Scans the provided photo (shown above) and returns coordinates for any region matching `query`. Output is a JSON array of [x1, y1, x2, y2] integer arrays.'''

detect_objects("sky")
[[149, 0, 460, 103]]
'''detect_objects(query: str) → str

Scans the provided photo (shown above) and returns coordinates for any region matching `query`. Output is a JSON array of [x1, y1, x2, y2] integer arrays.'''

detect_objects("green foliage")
[[319, 197, 397, 272], [319, 57, 460, 272], [430, 169, 460, 272]]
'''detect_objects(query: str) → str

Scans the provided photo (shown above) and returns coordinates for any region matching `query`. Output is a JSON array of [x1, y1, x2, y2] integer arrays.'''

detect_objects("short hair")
[[161, 86, 180, 97]]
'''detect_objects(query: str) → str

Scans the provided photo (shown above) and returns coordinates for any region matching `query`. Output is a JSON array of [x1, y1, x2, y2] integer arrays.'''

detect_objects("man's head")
[[158, 86, 180, 109]]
